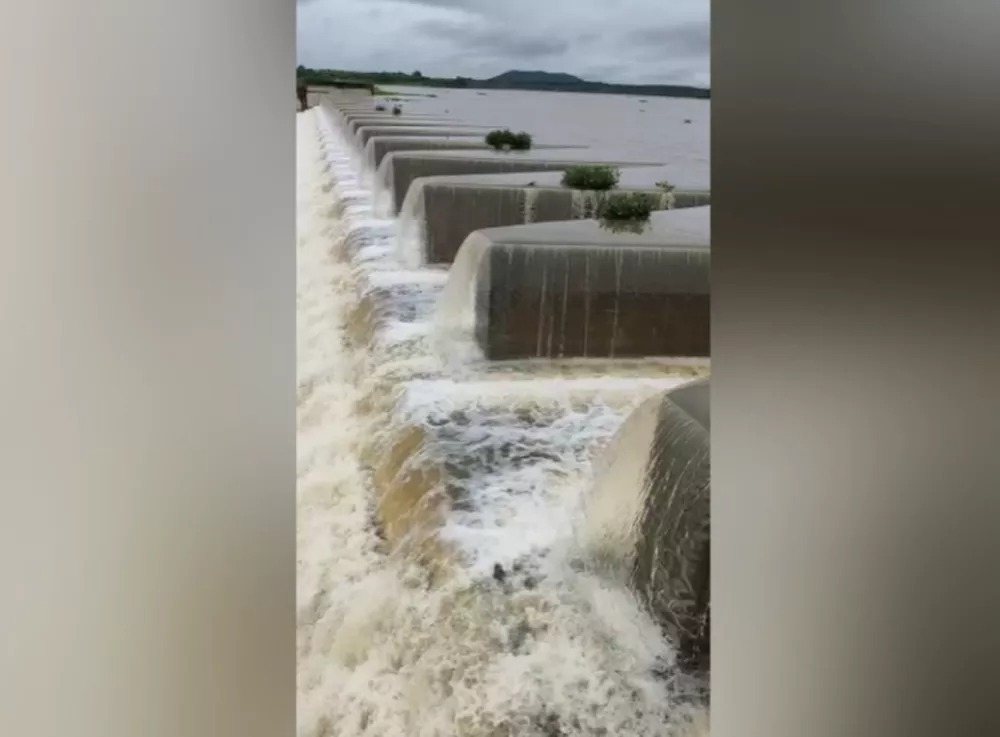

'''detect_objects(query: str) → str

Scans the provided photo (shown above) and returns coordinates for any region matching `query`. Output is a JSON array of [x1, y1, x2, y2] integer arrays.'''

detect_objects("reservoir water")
[[376, 86, 709, 188]]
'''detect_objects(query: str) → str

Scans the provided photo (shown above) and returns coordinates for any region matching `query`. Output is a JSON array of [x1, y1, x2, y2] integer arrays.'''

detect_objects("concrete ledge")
[[344, 268, 447, 356], [363, 384, 684, 581], [356, 125, 492, 147], [340, 113, 442, 124], [365, 135, 490, 169], [339, 109, 444, 122], [438, 207, 709, 360], [336, 105, 443, 118], [336, 103, 399, 110], [584, 379, 709, 673], [401, 166, 709, 265], [366, 136, 584, 170], [406, 165, 710, 201], [345, 117, 456, 135], [379, 149, 664, 215]]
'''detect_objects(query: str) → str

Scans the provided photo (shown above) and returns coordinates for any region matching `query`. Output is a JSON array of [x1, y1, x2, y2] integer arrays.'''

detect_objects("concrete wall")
[[382, 151, 662, 214], [356, 126, 489, 147], [366, 137, 581, 170], [346, 117, 454, 135], [641, 380, 710, 673], [583, 380, 710, 674], [405, 165, 709, 193], [339, 108, 441, 120], [464, 208, 710, 360], [366, 136, 492, 169], [420, 182, 708, 264], [341, 111, 436, 123]]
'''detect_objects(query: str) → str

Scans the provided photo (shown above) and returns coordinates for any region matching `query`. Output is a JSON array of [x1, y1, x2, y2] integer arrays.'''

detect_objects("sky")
[[296, 0, 710, 87]]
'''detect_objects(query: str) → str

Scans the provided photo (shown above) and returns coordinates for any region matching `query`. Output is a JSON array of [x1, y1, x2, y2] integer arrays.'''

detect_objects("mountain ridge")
[[296, 66, 710, 99], [487, 70, 586, 85]]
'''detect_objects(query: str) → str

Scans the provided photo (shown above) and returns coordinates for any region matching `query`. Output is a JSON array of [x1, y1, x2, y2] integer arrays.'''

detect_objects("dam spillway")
[[356, 126, 494, 147], [377, 149, 665, 216], [438, 209, 711, 361], [366, 136, 585, 170], [297, 93, 711, 737], [398, 167, 711, 267], [581, 379, 711, 674]]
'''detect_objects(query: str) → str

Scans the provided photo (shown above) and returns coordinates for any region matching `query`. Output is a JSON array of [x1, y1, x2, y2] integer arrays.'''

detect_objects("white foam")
[[297, 103, 708, 737]]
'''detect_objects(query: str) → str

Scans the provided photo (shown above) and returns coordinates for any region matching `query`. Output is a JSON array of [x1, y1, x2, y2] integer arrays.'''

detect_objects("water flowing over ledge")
[[297, 102, 709, 737]]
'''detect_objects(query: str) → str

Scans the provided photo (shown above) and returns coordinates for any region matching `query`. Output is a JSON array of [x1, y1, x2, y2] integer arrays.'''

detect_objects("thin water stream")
[[297, 103, 709, 737]]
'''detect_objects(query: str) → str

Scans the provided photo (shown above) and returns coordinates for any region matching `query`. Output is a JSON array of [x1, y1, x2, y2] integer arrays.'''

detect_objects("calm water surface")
[[381, 86, 710, 187]]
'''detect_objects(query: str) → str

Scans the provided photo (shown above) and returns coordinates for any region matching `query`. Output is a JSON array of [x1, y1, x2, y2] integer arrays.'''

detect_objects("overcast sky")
[[297, 0, 710, 87]]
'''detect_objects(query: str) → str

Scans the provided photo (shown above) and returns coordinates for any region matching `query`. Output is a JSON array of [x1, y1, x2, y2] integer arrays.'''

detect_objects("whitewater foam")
[[297, 102, 708, 737]]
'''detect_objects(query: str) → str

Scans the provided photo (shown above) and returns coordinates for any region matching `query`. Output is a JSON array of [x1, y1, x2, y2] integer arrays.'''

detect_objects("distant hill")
[[297, 66, 709, 100], [478, 69, 708, 99], [487, 70, 585, 86]]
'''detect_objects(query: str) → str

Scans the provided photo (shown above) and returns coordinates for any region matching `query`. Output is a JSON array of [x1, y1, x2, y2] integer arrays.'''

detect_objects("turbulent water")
[[296, 104, 709, 737]]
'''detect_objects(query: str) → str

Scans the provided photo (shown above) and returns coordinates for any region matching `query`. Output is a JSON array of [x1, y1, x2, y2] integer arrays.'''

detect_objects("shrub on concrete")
[[655, 180, 675, 193], [561, 165, 621, 190], [485, 129, 533, 151], [510, 131, 532, 150], [598, 192, 656, 222], [375, 104, 386, 111], [485, 130, 507, 149], [392, 104, 402, 115], [600, 219, 650, 235]]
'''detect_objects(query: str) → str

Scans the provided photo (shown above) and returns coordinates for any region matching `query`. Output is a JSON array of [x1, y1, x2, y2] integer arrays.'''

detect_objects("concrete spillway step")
[[437, 206, 710, 361], [399, 165, 710, 266], [582, 378, 710, 674], [379, 149, 665, 215], [339, 110, 442, 120], [344, 117, 462, 135], [361, 374, 694, 574], [333, 104, 442, 117], [356, 126, 496, 147], [365, 135, 587, 170]]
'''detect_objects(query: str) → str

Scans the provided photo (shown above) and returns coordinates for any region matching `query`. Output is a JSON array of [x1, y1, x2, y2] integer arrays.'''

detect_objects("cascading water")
[[297, 99, 709, 737], [396, 181, 430, 270]]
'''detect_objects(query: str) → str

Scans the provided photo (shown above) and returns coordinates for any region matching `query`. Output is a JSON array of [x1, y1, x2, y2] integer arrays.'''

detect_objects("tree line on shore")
[[296, 66, 710, 99]]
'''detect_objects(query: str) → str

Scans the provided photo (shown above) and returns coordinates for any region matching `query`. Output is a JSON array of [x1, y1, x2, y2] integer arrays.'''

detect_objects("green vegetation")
[[598, 192, 656, 222], [600, 219, 650, 235], [485, 129, 533, 151], [375, 104, 386, 111], [510, 132, 533, 150], [555, 167, 664, 228], [392, 104, 402, 116], [294, 66, 709, 99], [296, 66, 374, 93], [561, 165, 621, 191]]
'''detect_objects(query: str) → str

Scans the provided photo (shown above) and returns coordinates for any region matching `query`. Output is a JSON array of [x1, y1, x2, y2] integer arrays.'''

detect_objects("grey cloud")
[[627, 21, 710, 59], [580, 63, 631, 82], [379, 0, 486, 10], [414, 18, 568, 59], [297, 0, 709, 87], [655, 64, 710, 85]]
